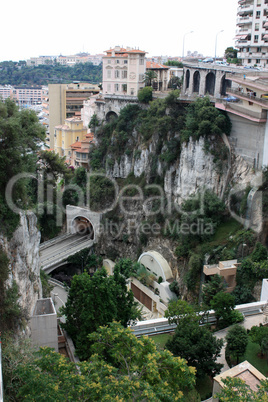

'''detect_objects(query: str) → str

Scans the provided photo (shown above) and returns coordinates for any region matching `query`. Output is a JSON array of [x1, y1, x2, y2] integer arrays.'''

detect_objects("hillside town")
[[1, 0, 268, 401]]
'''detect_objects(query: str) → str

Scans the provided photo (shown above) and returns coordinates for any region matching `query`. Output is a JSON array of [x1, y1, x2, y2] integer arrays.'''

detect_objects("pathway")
[[214, 313, 266, 373]]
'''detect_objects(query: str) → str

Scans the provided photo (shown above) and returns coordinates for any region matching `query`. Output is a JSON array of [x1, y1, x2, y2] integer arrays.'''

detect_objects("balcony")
[[227, 88, 268, 108], [216, 98, 268, 122]]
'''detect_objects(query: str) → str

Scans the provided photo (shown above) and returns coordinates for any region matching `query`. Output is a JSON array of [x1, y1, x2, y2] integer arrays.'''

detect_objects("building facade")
[[102, 46, 146, 96], [54, 117, 88, 159], [48, 82, 99, 149], [236, 0, 268, 67]]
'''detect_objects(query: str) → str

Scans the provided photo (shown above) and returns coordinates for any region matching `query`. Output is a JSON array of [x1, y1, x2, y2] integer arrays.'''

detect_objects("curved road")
[[40, 233, 94, 273]]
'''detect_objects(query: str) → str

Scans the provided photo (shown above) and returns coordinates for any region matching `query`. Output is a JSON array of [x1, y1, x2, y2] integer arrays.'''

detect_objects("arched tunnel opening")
[[73, 216, 94, 239]]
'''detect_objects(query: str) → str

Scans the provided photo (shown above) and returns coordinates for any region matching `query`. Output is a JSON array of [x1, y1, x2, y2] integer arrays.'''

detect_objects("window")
[[130, 88, 134, 95], [116, 59, 120, 64], [115, 70, 120, 78], [254, 35, 259, 42], [256, 10, 261, 18], [107, 59, 111, 64], [114, 84, 119, 92], [256, 59, 260, 63], [107, 84, 111, 92], [257, 47, 261, 52], [248, 59, 252, 63], [257, 0, 261, 5], [107, 70, 111, 78], [139, 74, 144, 81], [122, 84, 127, 92], [122, 70, 127, 78], [124, 60, 128, 64], [255, 23, 259, 31], [139, 58, 144, 65]]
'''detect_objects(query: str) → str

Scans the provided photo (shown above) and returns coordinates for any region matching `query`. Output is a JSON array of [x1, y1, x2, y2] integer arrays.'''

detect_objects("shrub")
[[138, 87, 153, 103]]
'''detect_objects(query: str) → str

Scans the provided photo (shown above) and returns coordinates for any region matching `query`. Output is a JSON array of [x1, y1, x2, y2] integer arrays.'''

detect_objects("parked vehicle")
[[223, 95, 239, 102], [202, 58, 214, 63]]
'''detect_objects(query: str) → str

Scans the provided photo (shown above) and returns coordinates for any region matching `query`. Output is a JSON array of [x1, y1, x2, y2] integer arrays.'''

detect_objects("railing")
[[227, 88, 268, 107]]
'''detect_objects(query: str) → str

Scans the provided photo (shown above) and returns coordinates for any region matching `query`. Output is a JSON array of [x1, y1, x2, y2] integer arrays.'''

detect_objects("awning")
[[236, 34, 248, 40]]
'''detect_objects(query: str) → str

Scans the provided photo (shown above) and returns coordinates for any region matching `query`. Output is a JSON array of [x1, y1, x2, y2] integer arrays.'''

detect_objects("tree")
[[249, 325, 268, 356], [4, 324, 197, 401], [166, 318, 223, 378], [202, 274, 227, 306], [61, 267, 140, 360], [89, 113, 99, 133], [138, 86, 153, 103], [225, 325, 248, 365], [210, 291, 235, 327], [216, 376, 268, 401], [0, 99, 46, 237], [144, 70, 157, 86]]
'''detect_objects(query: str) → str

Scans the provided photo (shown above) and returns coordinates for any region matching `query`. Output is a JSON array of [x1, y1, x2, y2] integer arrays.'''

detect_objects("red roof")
[[146, 61, 169, 69]]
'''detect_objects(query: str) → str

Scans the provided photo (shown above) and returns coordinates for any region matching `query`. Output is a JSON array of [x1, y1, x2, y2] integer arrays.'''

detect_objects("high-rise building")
[[236, 0, 268, 68]]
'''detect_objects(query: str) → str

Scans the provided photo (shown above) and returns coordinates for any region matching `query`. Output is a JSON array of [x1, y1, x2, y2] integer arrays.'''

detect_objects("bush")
[[138, 87, 153, 103]]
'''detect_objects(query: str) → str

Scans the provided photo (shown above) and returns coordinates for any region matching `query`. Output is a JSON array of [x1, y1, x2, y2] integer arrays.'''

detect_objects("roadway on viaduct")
[[40, 233, 94, 274]]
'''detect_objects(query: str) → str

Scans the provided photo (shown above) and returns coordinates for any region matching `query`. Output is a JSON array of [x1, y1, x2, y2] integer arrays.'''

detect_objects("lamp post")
[[182, 31, 193, 59], [215, 30, 224, 62]]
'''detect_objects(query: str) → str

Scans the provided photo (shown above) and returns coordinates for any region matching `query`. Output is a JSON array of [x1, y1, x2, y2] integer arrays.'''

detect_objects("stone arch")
[[205, 72, 216, 95], [103, 259, 115, 275], [138, 251, 173, 282], [71, 215, 95, 239], [185, 69, 190, 89], [220, 75, 232, 96], [106, 111, 118, 122], [193, 70, 200, 93]]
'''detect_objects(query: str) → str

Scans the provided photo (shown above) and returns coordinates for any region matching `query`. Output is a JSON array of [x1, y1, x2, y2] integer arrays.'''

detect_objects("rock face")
[[0, 212, 42, 321]]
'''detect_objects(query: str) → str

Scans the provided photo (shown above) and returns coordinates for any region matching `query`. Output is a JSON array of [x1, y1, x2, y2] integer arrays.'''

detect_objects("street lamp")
[[182, 31, 194, 59], [215, 30, 224, 62]]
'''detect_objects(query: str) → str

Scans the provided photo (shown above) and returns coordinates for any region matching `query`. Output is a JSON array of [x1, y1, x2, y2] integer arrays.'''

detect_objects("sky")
[[1, 0, 238, 62]]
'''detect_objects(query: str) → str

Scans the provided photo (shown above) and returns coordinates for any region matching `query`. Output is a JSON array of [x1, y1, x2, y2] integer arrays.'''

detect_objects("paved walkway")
[[214, 313, 266, 373]]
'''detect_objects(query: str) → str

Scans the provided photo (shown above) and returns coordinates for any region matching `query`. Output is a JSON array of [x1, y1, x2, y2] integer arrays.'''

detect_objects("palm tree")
[[144, 70, 157, 87]]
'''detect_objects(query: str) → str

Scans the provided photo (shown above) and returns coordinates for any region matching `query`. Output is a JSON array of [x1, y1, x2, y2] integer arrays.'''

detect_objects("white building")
[[236, 0, 268, 67], [102, 46, 146, 96]]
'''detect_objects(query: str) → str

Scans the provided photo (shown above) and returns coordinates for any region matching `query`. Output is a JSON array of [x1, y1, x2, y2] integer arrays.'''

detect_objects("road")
[[40, 233, 94, 273]]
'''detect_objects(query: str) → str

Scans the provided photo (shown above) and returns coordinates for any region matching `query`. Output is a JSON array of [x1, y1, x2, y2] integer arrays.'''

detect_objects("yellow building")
[[49, 82, 99, 149], [54, 117, 87, 160]]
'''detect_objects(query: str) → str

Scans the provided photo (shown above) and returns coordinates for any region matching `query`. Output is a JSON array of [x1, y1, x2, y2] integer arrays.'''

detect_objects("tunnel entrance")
[[73, 216, 94, 239]]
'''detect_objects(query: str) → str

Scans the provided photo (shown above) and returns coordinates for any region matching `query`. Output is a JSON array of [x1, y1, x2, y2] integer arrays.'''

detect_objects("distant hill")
[[0, 61, 102, 86]]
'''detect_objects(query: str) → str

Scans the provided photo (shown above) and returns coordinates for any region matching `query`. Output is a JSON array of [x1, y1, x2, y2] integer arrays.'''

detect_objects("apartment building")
[[54, 117, 87, 158], [0, 85, 14, 101], [236, 0, 268, 67], [48, 82, 99, 149], [102, 46, 146, 96]]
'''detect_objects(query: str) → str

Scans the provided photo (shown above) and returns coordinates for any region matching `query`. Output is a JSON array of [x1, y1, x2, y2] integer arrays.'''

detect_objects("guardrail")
[[131, 301, 266, 337]]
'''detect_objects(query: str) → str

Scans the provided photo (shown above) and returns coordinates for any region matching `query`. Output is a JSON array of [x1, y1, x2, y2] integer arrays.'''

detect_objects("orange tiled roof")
[[71, 141, 82, 149], [146, 61, 169, 69], [104, 47, 146, 55]]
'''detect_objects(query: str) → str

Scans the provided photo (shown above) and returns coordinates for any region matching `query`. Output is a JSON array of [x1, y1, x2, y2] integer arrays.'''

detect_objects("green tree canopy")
[[3, 324, 197, 401], [202, 274, 227, 306], [61, 267, 140, 360], [165, 317, 223, 378], [0, 98, 45, 237], [138, 86, 153, 103], [211, 291, 235, 327], [225, 324, 248, 365]]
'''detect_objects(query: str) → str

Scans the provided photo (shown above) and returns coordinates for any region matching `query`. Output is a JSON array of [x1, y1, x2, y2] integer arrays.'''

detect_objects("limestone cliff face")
[[0, 212, 42, 320]]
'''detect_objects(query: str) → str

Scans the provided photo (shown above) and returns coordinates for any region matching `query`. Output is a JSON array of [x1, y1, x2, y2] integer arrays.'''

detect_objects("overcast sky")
[[1, 0, 238, 62]]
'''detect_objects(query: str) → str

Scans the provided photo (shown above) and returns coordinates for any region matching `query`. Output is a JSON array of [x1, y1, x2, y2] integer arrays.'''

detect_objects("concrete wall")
[[30, 298, 58, 352], [66, 205, 101, 241], [228, 113, 266, 168], [260, 279, 268, 301]]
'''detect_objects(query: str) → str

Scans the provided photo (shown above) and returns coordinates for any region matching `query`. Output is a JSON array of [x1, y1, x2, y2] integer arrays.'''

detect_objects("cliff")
[[0, 212, 42, 326]]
